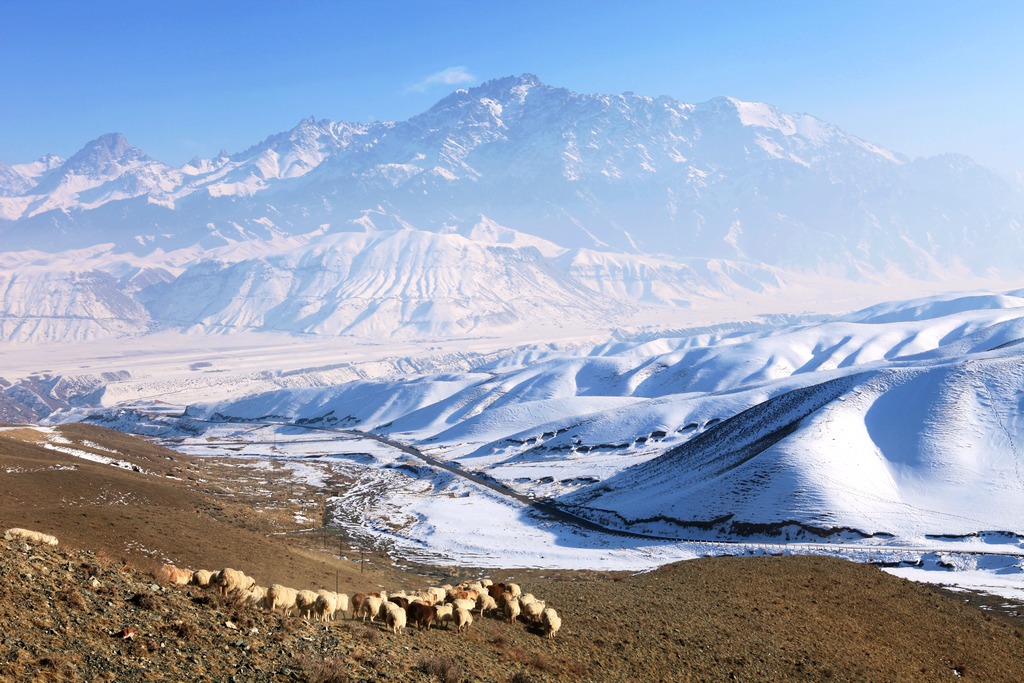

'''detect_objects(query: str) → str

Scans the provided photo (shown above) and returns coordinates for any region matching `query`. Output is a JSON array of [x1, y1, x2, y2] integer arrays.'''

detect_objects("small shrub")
[[418, 654, 462, 683], [58, 587, 87, 610], [526, 652, 555, 673], [192, 594, 215, 607], [302, 656, 349, 683], [510, 672, 534, 683], [38, 653, 73, 675], [171, 621, 198, 639], [129, 592, 161, 611]]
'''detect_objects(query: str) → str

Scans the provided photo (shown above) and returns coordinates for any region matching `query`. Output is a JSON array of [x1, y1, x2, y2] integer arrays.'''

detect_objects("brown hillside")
[[2, 424, 1023, 682], [0, 423, 414, 590]]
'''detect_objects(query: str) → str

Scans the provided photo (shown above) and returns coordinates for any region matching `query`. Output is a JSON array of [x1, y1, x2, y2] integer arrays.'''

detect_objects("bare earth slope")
[[2, 424, 1023, 681], [0, 423, 409, 590]]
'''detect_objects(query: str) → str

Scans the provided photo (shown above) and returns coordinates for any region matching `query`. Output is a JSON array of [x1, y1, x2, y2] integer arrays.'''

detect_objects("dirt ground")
[[2, 423, 1024, 682]]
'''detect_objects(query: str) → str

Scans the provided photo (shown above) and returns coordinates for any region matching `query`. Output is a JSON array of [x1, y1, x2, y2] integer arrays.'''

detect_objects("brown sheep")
[[407, 601, 435, 630]]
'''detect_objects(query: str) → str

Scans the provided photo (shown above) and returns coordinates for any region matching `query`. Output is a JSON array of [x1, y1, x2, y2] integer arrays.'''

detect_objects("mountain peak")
[[479, 73, 543, 89], [87, 132, 131, 156], [64, 132, 149, 175], [426, 73, 546, 110], [37, 153, 64, 169]]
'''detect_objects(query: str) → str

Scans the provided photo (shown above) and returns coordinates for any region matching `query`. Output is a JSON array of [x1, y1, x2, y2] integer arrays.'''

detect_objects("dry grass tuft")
[[129, 591, 161, 611], [301, 656, 350, 683], [170, 620, 199, 640], [418, 654, 463, 683], [57, 587, 86, 611], [37, 652, 74, 676]]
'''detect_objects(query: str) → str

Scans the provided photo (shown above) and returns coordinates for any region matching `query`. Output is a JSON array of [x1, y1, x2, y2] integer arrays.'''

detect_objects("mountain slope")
[[566, 355, 1024, 538], [136, 223, 796, 338], [0, 268, 151, 344], [2, 75, 1020, 276], [0, 219, 794, 343]]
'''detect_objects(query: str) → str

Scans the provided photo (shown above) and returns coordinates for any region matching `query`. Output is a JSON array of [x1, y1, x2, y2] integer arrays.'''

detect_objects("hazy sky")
[[3, 0, 1022, 179]]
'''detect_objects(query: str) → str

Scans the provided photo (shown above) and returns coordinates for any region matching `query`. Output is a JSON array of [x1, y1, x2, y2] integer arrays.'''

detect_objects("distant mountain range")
[[1, 74, 1022, 344]]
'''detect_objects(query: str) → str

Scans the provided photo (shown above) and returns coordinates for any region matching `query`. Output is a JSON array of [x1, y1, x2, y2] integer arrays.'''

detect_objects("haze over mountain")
[[0, 75, 1021, 345]]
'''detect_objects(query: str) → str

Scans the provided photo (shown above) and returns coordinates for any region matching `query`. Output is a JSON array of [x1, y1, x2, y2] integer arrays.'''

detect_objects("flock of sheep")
[[157, 563, 563, 639], [4, 527, 59, 547], [3, 525, 563, 640]]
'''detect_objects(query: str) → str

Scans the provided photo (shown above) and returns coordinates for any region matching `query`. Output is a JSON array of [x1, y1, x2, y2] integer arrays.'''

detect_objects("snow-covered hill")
[[154, 290, 1024, 542]]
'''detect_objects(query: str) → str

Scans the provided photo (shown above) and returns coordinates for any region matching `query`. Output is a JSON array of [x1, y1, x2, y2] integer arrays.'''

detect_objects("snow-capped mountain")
[[0, 267, 150, 344], [2, 75, 1020, 269], [1, 75, 1022, 345], [0, 219, 786, 343], [0, 154, 63, 197], [0, 133, 182, 221]]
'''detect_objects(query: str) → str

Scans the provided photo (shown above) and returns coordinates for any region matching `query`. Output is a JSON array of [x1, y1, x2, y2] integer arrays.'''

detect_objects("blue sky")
[[2, 0, 1023, 179]]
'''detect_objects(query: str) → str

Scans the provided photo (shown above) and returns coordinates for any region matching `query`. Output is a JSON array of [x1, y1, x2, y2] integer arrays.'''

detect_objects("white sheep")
[[454, 606, 473, 633], [333, 592, 350, 619], [522, 599, 546, 624], [360, 594, 384, 622], [542, 607, 561, 639], [476, 593, 498, 617], [504, 597, 521, 623], [3, 528, 58, 547], [156, 563, 193, 586], [316, 590, 349, 621], [242, 585, 267, 608], [411, 592, 434, 606], [266, 584, 298, 615], [214, 568, 255, 596], [433, 603, 454, 629], [506, 583, 522, 599], [451, 597, 476, 613], [314, 591, 339, 622], [384, 601, 407, 634], [190, 569, 214, 587], [480, 579, 493, 588], [296, 589, 320, 620]]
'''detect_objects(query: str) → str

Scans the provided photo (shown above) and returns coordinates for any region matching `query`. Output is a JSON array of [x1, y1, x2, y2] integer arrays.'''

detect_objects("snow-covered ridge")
[[144, 289, 1024, 544], [0, 219, 803, 344]]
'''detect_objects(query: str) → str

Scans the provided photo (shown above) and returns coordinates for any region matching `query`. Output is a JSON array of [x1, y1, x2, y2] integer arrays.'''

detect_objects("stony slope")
[[2, 423, 1024, 681]]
